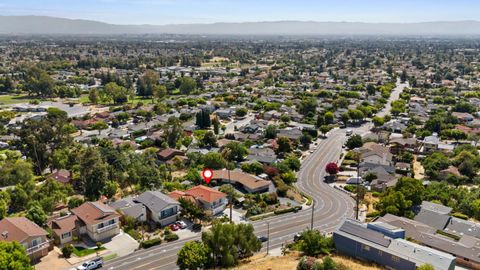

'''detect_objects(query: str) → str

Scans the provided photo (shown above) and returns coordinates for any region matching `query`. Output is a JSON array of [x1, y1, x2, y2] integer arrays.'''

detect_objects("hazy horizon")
[[2, 0, 480, 25]]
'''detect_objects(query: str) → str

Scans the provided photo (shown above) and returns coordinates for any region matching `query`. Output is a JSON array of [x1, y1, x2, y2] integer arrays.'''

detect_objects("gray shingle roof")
[[135, 191, 179, 213]]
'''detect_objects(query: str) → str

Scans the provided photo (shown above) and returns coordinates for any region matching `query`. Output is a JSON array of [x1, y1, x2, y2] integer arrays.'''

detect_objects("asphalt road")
[[103, 80, 407, 270], [103, 130, 354, 270]]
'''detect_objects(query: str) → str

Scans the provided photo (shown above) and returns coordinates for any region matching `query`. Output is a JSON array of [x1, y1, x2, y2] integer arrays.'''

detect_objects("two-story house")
[[0, 217, 52, 261], [184, 185, 227, 216], [71, 201, 120, 242], [135, 191, 180, 226]]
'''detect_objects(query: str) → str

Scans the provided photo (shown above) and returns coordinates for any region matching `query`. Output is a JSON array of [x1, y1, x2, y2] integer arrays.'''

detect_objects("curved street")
[[103, 80, 407, 270]]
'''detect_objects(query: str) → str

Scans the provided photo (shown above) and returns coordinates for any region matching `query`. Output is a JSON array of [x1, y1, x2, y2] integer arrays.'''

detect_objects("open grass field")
[[0, 94, 34, 105]]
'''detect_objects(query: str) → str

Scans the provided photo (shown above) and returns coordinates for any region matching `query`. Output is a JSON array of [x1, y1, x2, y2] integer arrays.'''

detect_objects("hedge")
[[141, 238, 162, 248], [274, 206, 302, 215], [451, 212, 469, 220], [164, 233, 179, 242]]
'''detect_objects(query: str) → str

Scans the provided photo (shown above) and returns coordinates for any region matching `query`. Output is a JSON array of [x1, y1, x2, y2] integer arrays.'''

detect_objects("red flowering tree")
[[325, 162, 339, 176]]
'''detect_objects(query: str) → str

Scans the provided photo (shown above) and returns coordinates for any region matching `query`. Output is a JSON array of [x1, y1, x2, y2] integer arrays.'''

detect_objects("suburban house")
[[109, 196, 147, 222], [360, 143, 393, 166], [157, 148, 185, 162], [379, 208, 480, 270], [71, 201, 121, 242], [0, 217, 52, 261], [333, 219, 455, 270], [47, 169, 72, 185], [170, 185, 227, 216], [135, 191, 180, 226], [48, 214, 81, 245], [212, 169, 272, 193]]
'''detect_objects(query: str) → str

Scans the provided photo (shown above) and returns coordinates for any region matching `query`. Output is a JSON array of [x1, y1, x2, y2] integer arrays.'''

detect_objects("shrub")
[[61, 244, 74, 258], [141, 238, 162, 248], [452, 212, 469, 220], [164, 233, 179, 242]]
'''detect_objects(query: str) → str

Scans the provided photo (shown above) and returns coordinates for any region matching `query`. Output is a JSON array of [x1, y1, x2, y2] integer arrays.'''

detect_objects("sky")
[[1, 0, 480, 25]]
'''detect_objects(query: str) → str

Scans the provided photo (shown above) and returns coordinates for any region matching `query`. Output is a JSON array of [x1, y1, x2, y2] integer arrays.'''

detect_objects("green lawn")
[[73, 246, 106, 257], [0, 94, 34, 105]]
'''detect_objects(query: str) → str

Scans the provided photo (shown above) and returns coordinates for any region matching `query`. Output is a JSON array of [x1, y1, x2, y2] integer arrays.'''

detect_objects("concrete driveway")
[[103, 230, 139, 257]]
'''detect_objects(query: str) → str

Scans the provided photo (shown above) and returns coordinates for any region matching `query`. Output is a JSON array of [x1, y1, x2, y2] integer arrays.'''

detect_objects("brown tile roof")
[[0, 217, 47, 243], [212, 170, 271, 191], [185, 185, 226, 203], [168, 190, 197, 204], [47, 169, 72, 184], [71, 201, 120, 226], [157, 148, 184, 160], [49, 214, 80, 235]]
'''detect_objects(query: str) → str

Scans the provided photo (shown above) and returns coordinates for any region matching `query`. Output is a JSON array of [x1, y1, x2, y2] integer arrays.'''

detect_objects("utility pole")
[[228, 169, 232, 223], [310, 201, 315, 230], [267, 222, 270, 255], [356, 154, 361, 220]]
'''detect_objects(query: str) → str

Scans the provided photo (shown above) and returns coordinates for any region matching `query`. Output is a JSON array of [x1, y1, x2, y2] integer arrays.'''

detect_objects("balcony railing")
[[96, 223, 118, 234], [25, 240, 51, 255]]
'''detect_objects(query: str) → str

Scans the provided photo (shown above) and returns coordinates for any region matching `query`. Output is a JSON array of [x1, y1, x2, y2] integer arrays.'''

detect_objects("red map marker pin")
[[202, 168, 213, 184]]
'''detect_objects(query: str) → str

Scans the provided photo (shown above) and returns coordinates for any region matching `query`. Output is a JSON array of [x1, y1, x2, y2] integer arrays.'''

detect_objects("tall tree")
[[0, 241, 32, 270], [79, 147, 109, 200]]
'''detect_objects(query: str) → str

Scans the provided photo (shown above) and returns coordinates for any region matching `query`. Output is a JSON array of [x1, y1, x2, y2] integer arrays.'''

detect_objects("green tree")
[[372, 116, 385, 128], [79, 147, 109, 200], [61, 244, 74, 258], [195, 109, 211, 129], [264, 125, 278, 139], [298, 229, 334, 256], [88, 88, 99, 104], [203, 152, 227, 169], [90, 121, 109, 135], [0, 159, 34, 187], [24, 66, 55, 97], [299, 97, 318, 117], [222, 142, 248, 162], [26, 201, 48, 226], [212, 117, 220, 135], [177, 241, 209, 270], [235, 108, 248, 117], [324, 112, 335, 125], [345, 134, 363, 149], [0, 241, 32, 270], [277, 137, 292, 155], [202, 223, 261, 268], [179, 77, 197, 95], [201, 131, 217, 149]]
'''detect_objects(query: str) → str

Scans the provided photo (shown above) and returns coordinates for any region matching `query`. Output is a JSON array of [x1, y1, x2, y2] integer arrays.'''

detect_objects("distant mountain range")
[[1, 16, 480, 35]]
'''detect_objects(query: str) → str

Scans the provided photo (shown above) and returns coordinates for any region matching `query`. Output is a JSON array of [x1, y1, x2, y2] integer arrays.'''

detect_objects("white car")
[[176, 221, 187, 229]]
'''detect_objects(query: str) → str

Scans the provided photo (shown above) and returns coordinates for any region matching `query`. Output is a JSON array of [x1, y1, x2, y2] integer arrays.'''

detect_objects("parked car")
[[176, 221, 187, 229], [346, 129, 353, 136], [294, 233, 302, 242], [169, 223, 179, 231], [77, 258, 103, 270], [257, 236, 268, 242]]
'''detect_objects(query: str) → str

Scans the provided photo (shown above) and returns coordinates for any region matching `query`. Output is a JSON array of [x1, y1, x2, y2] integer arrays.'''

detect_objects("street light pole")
[[356, 154, 361, 220], [267, 222, 270, 255], [228, 169, 232, 223]]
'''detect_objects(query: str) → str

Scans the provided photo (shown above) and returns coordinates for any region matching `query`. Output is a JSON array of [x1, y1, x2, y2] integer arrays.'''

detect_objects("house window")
[[108, 219, 115, 225], [160, 206, 177, 219], [31, 238, 39, 247], [97, 223, 104, 229], [62, 232, 71, 239]]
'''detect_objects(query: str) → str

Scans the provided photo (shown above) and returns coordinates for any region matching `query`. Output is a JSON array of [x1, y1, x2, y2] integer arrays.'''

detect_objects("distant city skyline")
[[1, 0, 480, 25]]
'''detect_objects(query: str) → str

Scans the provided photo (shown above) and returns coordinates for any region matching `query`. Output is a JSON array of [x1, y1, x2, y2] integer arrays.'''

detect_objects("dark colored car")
[[257, 236, 268, 242]]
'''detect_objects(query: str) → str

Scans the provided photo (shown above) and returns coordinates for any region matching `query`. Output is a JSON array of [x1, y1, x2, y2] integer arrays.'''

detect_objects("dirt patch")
[[234, 252, 383, 270], [413, 155, 425, 180]]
